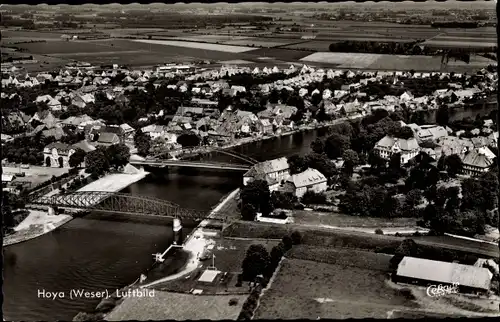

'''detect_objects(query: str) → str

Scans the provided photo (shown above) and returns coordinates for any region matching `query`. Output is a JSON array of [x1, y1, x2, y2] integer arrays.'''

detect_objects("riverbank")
[[77, 167, 149, 193], [95, 188, 240, 321], [4, 166, 150, 247], [3, 210, 73, 246], [180, 116, 358, 160]]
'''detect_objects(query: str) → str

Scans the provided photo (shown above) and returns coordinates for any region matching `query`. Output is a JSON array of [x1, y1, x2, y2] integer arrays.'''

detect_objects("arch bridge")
[[153, 147, 259, 166], [27, 191, 218, 221]]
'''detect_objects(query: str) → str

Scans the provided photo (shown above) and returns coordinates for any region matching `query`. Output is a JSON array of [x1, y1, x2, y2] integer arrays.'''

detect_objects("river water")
[[2, 105, 495, 321]]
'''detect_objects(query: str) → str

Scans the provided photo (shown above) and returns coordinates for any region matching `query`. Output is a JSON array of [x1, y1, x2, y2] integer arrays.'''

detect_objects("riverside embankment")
[[3, 167, 149, 247]]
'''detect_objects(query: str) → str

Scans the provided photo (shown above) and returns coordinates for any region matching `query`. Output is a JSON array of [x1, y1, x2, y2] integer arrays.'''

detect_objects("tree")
[[287, 154, 307, 174], [241, 203, 257, 221], [177, 131, 201, 147], [405, 189, 423, 208], [304, 153, 336, 179], [84, 149, 109, 176], [444, 154, 463, 177], [106, 144, 130, 169], [241, 244, 270, 281], [58, 156, 64, 168], [281, 235, 293, 251], [241, 180, 272, 216], [134, 129, 152, 157], [270, 191, 297, 210], [69, 148, 86, 168], [436, 105, 449, 126], [342, 149, 359, 177], [394, 126, 414, 139], [324, 133, 350, 159], [301, 190, 327, 205], [310, 138, 325, 154], [290, 231, 303, 245], [45, 156, 52, 167], [389, 152, 402, 171]]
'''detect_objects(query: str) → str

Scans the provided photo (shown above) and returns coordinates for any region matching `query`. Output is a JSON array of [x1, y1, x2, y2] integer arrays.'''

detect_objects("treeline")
[[431, 21, 479, 28], [328, 40, 428, 55]]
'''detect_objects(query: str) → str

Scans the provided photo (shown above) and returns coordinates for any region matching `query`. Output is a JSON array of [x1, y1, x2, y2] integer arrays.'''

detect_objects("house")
[[283, 168, 328, 198], [141, 124, 167, 140], [43, 142, 77, 168], [259, 118, 273, 135], [374, 135, 421, 164], [30, 111, 58, 128], [96, 132, 120, 146], [461, 147, 495, 176], [243, 157, 290, 187], [410, 124, 449, 144], [120, 123, 135, 142], [394, 257, 492, 295]]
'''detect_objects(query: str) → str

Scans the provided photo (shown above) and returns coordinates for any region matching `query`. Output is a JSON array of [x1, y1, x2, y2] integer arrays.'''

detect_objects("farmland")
[[133, 39, 255, 53], [301, 52, 493, 73], [105, 291, 247, 321], [222, 38, 298, 48], [6, 40, 138, 55], [282, 40, 338, 51], [254, 255, 419, 319]]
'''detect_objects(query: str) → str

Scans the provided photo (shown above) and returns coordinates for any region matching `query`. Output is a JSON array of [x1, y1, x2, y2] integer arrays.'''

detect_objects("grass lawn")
[[254, 257, 420, 319], [292, 210, 418, 228], [223, 221, 403, 251], [150, 238, 279, 294], [105, 291, 248, 321]]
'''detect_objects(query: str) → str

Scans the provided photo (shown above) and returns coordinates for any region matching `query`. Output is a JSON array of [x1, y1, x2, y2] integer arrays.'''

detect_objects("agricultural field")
[[2, 30, 66, 40], [291, 210, 418, 228], [301, 52, 493, 73], [282, 40, 338, 51], [254, 256, 419, 319], [244, 48, 314, 61], [105, 291, 248, 321], [133, 39, 255, 53], [7, 40, 140, 55], [222, 38, 297, 48], [422, 40, 497, 50]]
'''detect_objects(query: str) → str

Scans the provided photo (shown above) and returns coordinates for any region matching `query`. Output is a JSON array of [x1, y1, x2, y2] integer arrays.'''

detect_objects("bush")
[[375, 228, 384, 235], [290, 230, 303, 245], [301, 190, 327, 205], [413, 231, 422, 237], [398, 288, 416, 301], [229, 298, 239, 306]]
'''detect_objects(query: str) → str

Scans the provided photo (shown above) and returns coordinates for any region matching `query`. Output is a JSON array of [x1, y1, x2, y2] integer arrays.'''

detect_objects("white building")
[[373, 135, 421, 164], [243, 157, 290, 187], [283, 168, 328, 198]]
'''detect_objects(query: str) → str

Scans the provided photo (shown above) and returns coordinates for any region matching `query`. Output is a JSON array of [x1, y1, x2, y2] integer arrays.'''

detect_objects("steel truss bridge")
[[27, 191, 218, 221]]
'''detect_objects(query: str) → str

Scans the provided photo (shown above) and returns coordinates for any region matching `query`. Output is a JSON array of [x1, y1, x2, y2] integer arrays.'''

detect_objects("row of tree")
[[83, 144, 131, 177]]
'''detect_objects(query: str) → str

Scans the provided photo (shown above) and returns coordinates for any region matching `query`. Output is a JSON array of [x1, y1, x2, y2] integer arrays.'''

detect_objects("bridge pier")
[[172, 218, 183, 245]]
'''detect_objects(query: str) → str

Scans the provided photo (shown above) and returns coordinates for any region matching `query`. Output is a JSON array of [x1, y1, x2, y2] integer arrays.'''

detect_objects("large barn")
[[394, 257, 493, 294]]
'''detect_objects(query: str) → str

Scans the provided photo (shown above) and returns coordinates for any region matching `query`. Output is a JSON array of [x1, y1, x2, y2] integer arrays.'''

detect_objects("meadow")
[[106, 291, 247, 320], [254, 256, 419, 319]]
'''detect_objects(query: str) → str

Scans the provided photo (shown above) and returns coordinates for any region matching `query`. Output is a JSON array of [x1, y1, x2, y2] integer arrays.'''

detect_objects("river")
[[2, 105, 495, 321]]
